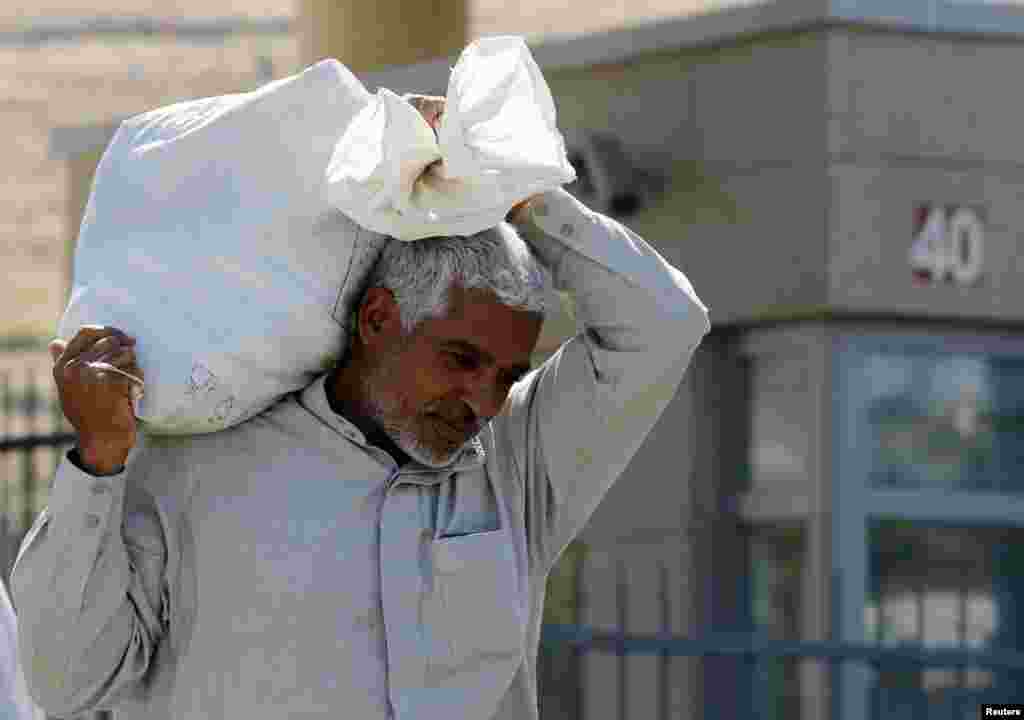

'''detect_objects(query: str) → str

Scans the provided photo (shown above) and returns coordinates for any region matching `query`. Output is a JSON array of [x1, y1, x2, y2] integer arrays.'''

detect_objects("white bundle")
[[328, 35, 576, 240], [59, 36, 575, 435]]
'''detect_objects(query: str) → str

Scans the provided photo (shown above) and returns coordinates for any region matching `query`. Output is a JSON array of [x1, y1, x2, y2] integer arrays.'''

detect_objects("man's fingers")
[[507, 194, 541, 224], [78, 335, 129, 364], [94, 349, 145, 384], [59, 335, 114, 380], [60, 326, 133, 365], [56, 329, 133, 384], [48, 340, 66, 362], [58, 346, 143, 398], [99, 348, 138, 369], [61, 333, 133, 377], [61, 326, 116, 360], [405, 94, 446, 130]]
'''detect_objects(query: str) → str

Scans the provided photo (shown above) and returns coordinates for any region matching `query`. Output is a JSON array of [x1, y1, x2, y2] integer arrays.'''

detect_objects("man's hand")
[[506, 194, 542, 225], [50, 326, 144, 475], [404, 94, 542, 224], [404, 94, 445, 137]]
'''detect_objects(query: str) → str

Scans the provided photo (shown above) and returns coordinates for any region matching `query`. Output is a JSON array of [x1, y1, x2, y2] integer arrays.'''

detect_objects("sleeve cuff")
[[41, 454, 128, 609], [48, 451, 127, 537], [525, 189, 594, 238], [67, 447, 125, 477]]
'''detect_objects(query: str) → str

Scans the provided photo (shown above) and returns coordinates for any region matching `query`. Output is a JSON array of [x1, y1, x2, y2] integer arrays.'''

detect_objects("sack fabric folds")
[[327, 35, 576, 240]]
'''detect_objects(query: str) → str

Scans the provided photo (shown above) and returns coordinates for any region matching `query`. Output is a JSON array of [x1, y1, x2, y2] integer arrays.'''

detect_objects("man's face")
[[358, 285, 543, 467]]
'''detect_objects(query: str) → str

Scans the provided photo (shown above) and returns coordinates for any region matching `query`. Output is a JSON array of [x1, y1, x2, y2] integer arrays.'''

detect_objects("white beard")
[[358, 348, 469, 469]]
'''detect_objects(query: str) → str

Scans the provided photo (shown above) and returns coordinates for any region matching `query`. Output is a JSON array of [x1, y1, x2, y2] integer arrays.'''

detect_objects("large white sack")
[[60, 36, 575, 435], [59, 59, 390, 435]]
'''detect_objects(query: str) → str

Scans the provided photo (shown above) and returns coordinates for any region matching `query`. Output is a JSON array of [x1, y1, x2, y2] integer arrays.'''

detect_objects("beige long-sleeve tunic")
[[11, 188, 709, 720]]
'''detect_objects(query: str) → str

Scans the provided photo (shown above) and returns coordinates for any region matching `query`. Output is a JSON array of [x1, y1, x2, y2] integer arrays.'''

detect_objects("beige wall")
[[544, 33, 833, 329], [546, 31, 829, 164], [827, 162, 1024, 320], [828, 29, 1024, 164], [826, 28, 1024, 323], [297, 0, 467, 71], [63, 149, 104, 308]]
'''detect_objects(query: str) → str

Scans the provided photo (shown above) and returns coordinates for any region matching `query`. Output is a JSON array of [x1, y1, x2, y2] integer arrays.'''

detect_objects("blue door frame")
[[833, 329, 1024, 720]]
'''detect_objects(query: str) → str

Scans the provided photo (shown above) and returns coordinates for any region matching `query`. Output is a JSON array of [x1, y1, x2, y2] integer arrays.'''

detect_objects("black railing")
[[539, 624, 1024, 720], [0, 433, 75, 453], [0, 365, 70, 587], [534, 545, 1024, 720], [541, 624, 1024, 670]]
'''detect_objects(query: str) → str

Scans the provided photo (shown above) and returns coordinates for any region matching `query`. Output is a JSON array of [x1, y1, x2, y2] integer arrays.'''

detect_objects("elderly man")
[[10, 132, 709, 717]]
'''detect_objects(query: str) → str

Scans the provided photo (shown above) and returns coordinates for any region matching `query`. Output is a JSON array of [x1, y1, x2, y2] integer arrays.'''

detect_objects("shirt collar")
[[299, 375, 486, 471]]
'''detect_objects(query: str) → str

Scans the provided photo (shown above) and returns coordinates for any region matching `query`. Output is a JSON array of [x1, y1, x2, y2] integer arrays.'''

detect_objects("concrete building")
[[49, 1, 1024, 718]]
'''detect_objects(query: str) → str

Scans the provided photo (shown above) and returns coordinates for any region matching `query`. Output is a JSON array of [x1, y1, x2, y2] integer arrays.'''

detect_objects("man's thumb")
[[48, 339, 66, 362]]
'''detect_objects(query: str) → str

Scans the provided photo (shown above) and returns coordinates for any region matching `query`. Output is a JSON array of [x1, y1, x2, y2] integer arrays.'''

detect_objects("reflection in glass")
[[849, 348, 1024, 494], [865, 522, 1024, 716], [838, 337, 1024, 718]]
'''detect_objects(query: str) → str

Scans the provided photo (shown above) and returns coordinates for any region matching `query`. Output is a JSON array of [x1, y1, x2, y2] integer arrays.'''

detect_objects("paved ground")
[[1, 0, 737, 345]]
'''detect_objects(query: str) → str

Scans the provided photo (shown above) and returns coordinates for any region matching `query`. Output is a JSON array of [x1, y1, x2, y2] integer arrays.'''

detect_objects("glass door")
[[835, 330, 1024, 720], [866, 521, 1024, 718]]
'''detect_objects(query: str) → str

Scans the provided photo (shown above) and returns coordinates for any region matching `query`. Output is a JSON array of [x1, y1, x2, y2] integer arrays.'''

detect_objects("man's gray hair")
[[364, 223, 552, 335]]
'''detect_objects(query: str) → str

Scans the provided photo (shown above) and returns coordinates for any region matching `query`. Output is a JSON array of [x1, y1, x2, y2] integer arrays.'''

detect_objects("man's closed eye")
[[447, 352, 479, 371]]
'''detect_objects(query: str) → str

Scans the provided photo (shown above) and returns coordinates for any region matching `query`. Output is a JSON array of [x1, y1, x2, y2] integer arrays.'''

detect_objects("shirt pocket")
[[424, 529, 525, 676]]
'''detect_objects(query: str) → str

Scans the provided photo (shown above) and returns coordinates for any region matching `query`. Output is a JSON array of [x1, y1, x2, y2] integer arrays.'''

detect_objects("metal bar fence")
[[538, 553, 1022, 720], [540, 624, 1024, 671], [0, 367, 72, 587], [539, 623, 1024, 720]]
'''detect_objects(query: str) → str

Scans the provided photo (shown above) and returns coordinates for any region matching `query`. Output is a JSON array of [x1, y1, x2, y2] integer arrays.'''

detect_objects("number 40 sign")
[[909, 205, 985, 286]]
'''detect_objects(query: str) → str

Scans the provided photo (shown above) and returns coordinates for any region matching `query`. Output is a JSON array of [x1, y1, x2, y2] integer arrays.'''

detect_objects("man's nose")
[[461, 370, 505, 420]]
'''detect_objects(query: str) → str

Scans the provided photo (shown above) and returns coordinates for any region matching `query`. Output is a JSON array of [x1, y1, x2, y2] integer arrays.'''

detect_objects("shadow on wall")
[[565, 132, 743, 241], [635, 158, 743, 232]]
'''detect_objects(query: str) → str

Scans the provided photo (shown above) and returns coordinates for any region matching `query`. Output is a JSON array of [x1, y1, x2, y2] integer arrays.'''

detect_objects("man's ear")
[[357, 287, 402, 347]]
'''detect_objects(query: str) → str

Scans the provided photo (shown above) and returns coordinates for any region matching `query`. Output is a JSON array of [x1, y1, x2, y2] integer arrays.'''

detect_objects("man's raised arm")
[[503, 189, 710, 570], [10, 327, 168, 716]]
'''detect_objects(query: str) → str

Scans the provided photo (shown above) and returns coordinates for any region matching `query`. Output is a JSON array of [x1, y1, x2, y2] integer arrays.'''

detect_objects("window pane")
[[845, 346, 1024, 494], [868, 521, 1022, 711]]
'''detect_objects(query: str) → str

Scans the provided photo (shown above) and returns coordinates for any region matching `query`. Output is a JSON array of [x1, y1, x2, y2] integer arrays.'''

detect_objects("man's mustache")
[[427, 402, 483, 435]]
